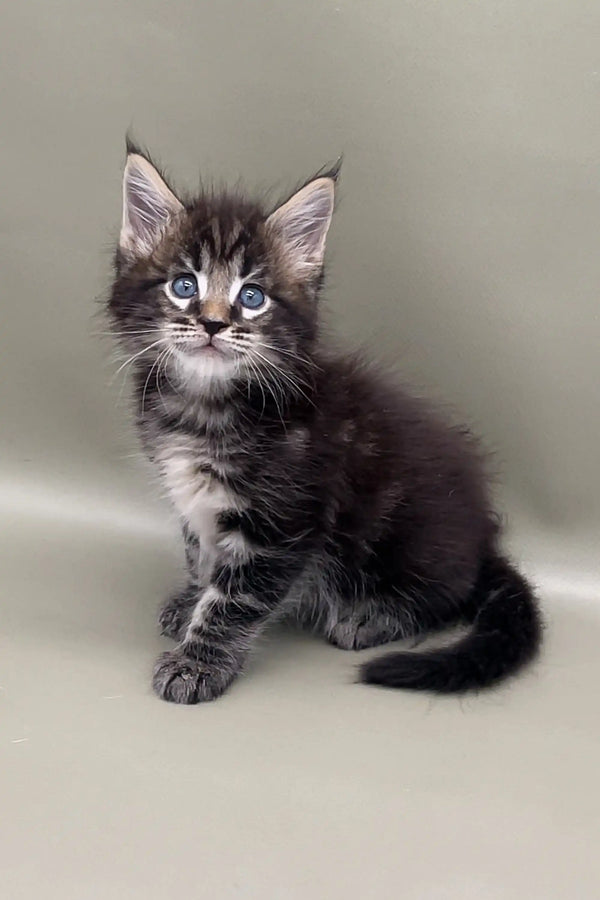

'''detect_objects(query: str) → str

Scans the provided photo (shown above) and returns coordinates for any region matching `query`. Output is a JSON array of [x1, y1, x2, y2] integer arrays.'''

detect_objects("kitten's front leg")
[[158, 523, 201, 640], [158, 584, 197, 641], [153, 556, 301, 704]]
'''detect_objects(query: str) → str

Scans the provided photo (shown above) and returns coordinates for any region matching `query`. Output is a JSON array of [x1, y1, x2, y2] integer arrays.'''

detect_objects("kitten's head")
[[109, 145, 337, 396]]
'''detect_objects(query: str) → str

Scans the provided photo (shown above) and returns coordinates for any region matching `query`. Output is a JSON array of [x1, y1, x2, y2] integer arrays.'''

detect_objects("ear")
[[266, 176, 335, 274], [120, 152, 184, 258]]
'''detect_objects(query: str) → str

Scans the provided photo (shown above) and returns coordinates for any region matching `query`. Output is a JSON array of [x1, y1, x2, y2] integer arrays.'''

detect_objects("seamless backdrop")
[[1, 2, 599, 899]]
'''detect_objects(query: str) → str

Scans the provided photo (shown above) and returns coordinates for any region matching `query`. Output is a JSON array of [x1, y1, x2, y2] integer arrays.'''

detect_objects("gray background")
[[1, 2, 599, 898]]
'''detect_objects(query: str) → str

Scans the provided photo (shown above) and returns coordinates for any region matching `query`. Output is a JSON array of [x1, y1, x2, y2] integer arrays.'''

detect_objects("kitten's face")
[[109, 151, 335, 394]]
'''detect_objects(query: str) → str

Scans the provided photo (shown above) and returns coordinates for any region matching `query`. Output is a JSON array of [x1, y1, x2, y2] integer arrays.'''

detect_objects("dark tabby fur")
[[107, 142, 541, 704]]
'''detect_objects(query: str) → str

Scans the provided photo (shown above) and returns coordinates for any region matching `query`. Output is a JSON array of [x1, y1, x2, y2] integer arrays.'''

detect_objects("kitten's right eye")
[[170, 274, 198, 301]]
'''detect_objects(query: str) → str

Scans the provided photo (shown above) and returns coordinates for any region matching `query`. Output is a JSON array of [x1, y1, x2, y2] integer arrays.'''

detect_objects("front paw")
[[152, 649, 235, 704], [158, 592, 195, 640]]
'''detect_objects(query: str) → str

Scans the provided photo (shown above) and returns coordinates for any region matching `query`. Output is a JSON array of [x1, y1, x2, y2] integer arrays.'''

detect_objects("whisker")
[[141, 346, 168, 415], [96, 329, 162, 338], [251, 349, 315, 408], [257, 342, 320, 370], [244, 354, 267, 418], [112, 338, 167, 379], [255, 357, 286, 429], [154, 347, 174, 413], [160, 348, 182, 396], [245, 353, 291, 428]]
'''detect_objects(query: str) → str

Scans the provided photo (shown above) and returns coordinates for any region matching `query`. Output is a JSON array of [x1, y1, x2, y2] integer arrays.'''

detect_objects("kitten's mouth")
[[196, 343, 222, 355], [176, 341, 224, 357]]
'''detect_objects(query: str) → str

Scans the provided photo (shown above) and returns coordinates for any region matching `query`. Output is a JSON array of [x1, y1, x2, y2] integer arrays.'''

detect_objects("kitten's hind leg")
[[327, 604, 409, 651], [293, 575, 420, 650], [326, 588, 467, 651]]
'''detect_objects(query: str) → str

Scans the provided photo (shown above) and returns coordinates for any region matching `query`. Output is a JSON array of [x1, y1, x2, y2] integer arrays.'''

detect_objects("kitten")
[[107, 142, 541, 704]]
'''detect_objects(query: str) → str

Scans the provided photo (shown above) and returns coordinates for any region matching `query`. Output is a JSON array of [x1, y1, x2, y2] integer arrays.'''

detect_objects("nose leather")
[[201, 319, 227, 337]]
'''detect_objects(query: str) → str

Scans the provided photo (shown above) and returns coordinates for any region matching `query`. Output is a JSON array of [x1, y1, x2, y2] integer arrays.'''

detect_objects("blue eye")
[[238, 284, 266, 310], [171, 274, 198, 299]]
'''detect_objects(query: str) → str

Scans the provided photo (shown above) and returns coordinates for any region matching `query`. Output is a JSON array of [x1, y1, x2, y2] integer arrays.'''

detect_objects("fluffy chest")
[[157, 437, 244, 554]]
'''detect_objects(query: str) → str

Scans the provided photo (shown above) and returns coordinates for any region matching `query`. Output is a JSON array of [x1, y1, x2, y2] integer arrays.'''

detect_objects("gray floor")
[[2, 497, 598, 899]]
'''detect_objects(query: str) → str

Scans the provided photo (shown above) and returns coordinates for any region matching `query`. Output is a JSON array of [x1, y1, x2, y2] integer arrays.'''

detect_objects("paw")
[[327, 620, 360, 650], [158, 593, 195, 640], [152, 650, 235, 704], [328, 619, 399, 651]]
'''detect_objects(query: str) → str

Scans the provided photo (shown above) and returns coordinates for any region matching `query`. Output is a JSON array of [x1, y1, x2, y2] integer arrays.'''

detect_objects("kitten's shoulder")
[[314, 347, 486, 462], [315, 347, 427, 416]]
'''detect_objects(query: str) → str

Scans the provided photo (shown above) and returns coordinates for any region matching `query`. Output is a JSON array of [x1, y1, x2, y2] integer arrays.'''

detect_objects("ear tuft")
[[266, 176, 335, 274], [125, 131, 143, 157], [119, 152, 183, 258], [321, 155, 343, 183]]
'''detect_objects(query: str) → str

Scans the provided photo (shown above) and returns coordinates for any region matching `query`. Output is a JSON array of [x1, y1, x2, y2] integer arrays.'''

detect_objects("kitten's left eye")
[[171, 274, 198, 300], [238, 284, 266, 310]]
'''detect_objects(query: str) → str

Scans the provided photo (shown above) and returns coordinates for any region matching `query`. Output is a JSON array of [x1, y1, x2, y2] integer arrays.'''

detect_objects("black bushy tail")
[[361, 555, 542, 694]]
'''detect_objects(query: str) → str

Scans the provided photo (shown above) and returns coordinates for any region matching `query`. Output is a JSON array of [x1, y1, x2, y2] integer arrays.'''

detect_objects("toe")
[[152, 651, 233, 704]]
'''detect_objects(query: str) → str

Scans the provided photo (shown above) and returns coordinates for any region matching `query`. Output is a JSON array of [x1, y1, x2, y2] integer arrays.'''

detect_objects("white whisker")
[[112, 338, 166, 379], [251, 348, 315, 408], [257, 342, 320, 370], [97, 329, 162, 338]]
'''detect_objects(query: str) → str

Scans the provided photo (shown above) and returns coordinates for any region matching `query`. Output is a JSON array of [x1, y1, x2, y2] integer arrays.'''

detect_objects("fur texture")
[[107, 144, 542, 704]]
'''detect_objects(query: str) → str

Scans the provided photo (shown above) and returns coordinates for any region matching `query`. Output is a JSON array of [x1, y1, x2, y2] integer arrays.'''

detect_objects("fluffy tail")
[[361, 555, 542, 693]]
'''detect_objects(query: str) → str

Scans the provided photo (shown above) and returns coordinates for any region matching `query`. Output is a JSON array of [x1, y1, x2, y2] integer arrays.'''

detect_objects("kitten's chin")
[[173, 346, 238, 393]]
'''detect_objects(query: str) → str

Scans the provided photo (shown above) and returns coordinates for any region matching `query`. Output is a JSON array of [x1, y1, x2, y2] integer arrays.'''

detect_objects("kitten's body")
[[108, 146, 541, 703]]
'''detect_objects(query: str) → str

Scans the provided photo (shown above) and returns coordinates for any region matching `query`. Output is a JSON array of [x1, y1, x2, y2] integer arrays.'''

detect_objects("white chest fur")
[[157, 438, 243, 580]]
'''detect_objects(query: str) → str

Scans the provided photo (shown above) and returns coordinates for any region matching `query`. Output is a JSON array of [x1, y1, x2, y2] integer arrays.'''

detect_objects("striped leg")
[[153, 552, 302, 704], [158, 523, 201, 640]]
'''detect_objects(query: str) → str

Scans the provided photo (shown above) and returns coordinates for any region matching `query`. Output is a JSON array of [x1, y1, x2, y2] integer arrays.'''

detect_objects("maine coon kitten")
[[107, 142, 541, 704]]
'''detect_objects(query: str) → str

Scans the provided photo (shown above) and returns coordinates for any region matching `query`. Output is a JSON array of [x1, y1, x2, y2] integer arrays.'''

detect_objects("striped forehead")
[[186, 216, 256, 275], [169, 208, 264, 305]]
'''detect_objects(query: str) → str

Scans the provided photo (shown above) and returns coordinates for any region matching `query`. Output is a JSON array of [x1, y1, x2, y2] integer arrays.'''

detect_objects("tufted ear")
[[120, 151, 183, 258], [266, 176, 335, 274]]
